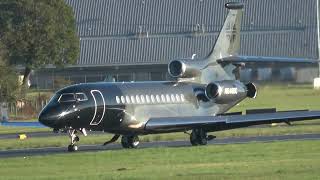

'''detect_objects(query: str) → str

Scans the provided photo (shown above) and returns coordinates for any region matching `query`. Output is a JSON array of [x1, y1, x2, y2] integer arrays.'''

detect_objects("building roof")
[[65, 0, 318, 67]]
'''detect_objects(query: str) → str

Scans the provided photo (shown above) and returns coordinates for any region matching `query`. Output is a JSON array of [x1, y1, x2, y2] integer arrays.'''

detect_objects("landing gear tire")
[[121, 135, 140, 149], [121, 136, 130, 148], [68, 144, 78, 152], [190, 129, 208, 146], [190, 132, 199, 146]]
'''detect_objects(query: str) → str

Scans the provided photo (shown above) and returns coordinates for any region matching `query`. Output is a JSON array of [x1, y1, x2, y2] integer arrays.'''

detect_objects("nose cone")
[[38, 109, 56, 128]]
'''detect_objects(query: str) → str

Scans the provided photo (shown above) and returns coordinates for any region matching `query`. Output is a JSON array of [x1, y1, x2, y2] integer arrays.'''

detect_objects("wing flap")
[[145, 110, 320, 132]]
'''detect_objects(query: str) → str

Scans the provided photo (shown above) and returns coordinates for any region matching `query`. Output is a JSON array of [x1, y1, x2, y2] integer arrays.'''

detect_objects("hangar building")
[[32, 0, 320, 89]]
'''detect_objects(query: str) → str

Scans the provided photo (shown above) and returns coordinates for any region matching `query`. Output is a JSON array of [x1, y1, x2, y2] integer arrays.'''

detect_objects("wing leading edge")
[[145, 110, 320, 133]]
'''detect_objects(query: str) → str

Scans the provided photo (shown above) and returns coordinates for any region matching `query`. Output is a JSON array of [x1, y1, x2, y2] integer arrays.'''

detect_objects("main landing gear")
[[190, 128, 216, 146], [121, 135, 140, 148]]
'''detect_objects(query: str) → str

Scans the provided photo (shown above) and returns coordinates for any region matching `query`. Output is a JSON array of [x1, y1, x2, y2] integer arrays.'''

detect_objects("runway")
[[1, 121, 320, 140], [0, 133, 319, 158]]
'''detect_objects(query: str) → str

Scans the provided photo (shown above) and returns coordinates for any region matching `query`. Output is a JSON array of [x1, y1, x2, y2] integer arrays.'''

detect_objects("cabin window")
[[121, 96, 126, 104], [136, 95, 141, 104], [126, 96, 131, 104], [156, 95, 161, 103], [161, 94, 166, 103], [176, 94, 181, 102], [171, 94, 176, 102], [151, 95, 155, 103], [131, 96, 136, 104], [181, 94, 185, 102], [145, 95, 150, 103], [58, 93, 76, 103], [115, 96, 121, 104], [166, 94, 171, 103], [140, 95, 145, 103]]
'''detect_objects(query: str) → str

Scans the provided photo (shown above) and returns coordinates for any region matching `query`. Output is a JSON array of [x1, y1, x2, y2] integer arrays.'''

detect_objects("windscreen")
[[58, 93, 76, 103]]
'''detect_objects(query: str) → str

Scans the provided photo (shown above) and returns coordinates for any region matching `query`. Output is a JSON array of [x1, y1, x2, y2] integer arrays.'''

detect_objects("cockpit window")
[[48, 93, 60, 104], [75, 93, 88, 101], [58, 93, 76, 103], [58, 93, 88, 103]]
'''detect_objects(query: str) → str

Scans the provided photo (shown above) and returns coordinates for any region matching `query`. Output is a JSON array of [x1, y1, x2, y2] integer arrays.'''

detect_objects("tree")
[[0, 42, 19, 103], [0, 0, 79, 86]]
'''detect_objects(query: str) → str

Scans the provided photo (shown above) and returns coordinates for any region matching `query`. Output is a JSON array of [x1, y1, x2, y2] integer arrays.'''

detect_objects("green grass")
[[0, 126, 50, 135], [0, 140, 319, 180], [231, 84, 320, 112]]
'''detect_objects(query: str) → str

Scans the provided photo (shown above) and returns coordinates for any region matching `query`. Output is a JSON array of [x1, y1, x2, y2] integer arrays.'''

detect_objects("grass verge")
[[0, 140, 319, 180]]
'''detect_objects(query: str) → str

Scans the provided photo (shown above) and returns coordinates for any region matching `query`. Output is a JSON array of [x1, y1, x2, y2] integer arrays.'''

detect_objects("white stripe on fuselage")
[[90, 90, 106, 125]]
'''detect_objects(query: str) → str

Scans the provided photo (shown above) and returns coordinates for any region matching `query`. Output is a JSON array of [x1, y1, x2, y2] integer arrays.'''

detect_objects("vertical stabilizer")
[[206, 3, 244, 62]]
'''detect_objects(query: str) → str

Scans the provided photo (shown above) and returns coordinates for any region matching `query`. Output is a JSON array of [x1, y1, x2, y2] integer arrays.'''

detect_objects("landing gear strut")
[[103, 134, 120, 146], [67, 129, 79, 152], [190, 129, 216, 146], [121, 135, 140, 148]]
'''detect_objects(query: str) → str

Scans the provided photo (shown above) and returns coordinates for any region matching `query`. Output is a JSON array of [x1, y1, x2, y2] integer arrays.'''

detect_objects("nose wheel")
[[67, 129, 80, 152], [121, 135, 140, 148], [68, 144, 78, 152]]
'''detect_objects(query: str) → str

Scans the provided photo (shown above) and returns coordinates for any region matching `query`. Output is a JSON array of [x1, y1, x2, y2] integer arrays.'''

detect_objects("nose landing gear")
[[67, 129, 80, 152], [121, 135, 140, 148]]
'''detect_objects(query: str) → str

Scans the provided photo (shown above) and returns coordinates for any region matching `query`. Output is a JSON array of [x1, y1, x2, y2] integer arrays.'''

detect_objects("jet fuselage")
[[39, 81, 247, 135]]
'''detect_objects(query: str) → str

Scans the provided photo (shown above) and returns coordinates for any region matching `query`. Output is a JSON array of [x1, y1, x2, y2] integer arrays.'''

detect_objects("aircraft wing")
[[145, 110, 320, 132], [217, 56, 319, 68], [0, 121, 46, 128]]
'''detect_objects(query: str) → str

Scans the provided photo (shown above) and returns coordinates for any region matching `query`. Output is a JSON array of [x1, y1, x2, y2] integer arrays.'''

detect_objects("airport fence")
[[8, 100, 48, 120], [7, 98, 49, 120]]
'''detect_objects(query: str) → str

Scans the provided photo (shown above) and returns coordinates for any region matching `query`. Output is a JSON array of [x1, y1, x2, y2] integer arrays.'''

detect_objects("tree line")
[[0, 0, 79, 103]]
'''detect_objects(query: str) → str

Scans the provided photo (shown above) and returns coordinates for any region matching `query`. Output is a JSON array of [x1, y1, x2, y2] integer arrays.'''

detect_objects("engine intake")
[[168, 60, 201, 78]]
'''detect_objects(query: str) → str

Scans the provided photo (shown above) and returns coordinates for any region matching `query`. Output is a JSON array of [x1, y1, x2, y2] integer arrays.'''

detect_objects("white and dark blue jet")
[[3, 2, 320, 152]]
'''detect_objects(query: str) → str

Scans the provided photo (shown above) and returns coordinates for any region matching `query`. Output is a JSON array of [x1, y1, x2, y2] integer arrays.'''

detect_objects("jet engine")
[[168, 60, 201, 78], [205, 81, 257, 104]]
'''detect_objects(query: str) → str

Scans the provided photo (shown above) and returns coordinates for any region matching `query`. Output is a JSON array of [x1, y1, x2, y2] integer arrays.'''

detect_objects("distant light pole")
[[317, 0, 320, 76], [314, 0, 320, 88]]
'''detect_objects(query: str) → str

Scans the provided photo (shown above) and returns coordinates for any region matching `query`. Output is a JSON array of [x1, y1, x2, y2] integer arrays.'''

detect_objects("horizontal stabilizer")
[[217, 56, 319, 68]]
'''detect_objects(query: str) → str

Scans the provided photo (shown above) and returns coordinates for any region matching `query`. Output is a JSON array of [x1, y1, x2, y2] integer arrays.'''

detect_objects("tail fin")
[[206, 3, 244, 62]]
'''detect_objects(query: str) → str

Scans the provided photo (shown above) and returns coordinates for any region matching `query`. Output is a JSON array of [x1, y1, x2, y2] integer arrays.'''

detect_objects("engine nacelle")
[[205, 81, 256, 104], [168, 60, 201, 78]]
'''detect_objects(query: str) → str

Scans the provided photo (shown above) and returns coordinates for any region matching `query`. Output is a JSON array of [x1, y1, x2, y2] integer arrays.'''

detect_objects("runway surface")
[[0, 133, 319, 158]]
